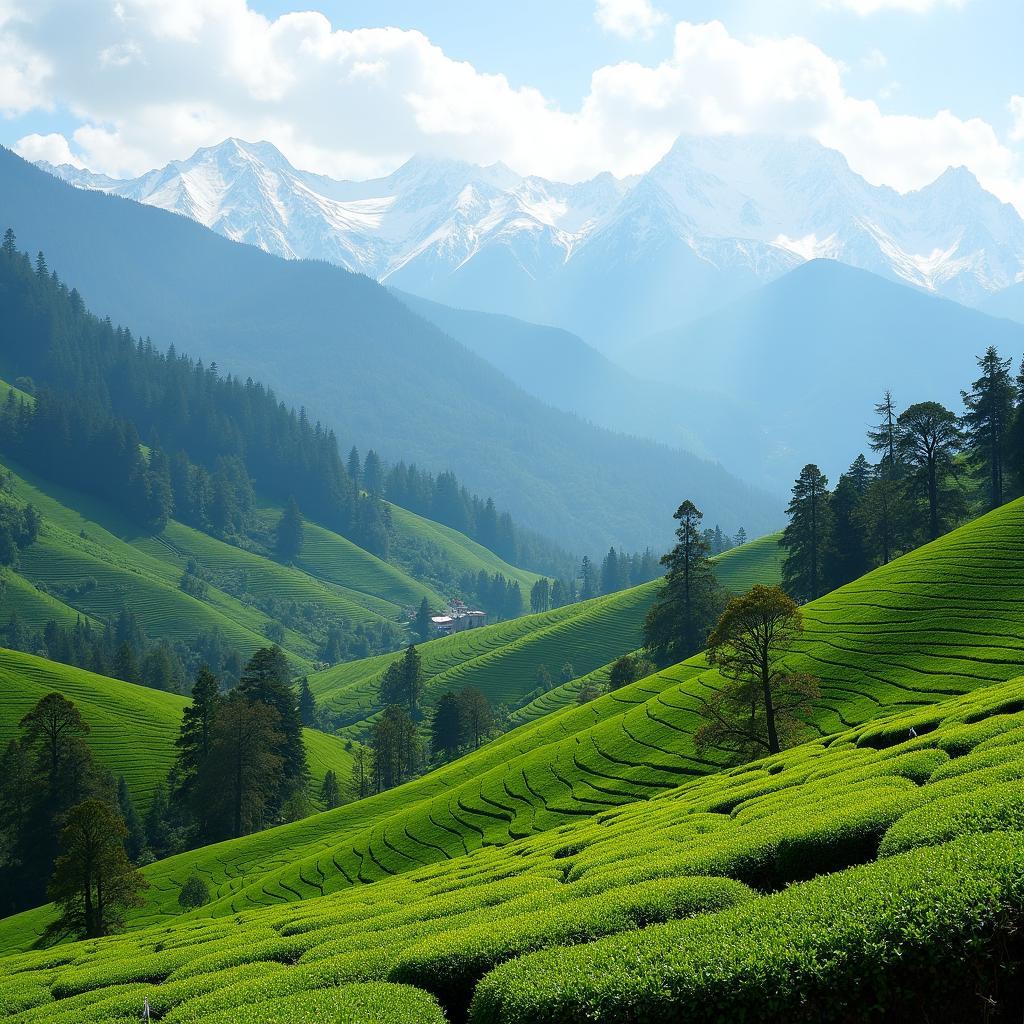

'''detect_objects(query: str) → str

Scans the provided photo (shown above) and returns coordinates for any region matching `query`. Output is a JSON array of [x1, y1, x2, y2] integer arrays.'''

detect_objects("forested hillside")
[[0, 147, 780, 549]]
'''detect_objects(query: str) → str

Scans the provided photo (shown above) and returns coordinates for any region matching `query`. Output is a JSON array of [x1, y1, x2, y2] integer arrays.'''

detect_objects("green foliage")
[[177, 875, 210, 911]]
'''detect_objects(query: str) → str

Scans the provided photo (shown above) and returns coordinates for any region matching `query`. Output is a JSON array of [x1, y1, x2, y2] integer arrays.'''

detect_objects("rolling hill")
[[628, 259, 1024, 484], [5, 528, 1024, 1019], [0, 145, 780, 550], [0, 497, 1018, 958], [0, 648, 355, 814]]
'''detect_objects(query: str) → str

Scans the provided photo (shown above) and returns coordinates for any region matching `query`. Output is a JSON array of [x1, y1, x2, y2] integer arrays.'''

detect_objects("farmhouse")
[[431, 599, 486, 636]]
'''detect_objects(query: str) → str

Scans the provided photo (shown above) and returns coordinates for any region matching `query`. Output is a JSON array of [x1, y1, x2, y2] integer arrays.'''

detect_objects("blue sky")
[[2, 0, 1022, 208]]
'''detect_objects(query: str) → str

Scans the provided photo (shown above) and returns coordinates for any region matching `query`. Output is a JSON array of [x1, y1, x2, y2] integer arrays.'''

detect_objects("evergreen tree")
[[578, 556, 597, 600], [530, 578, 551, 613], [144, 783, 173, 860], [346, 446, 361, 486], [362, 450, 383, 495], [781, 465, 832, 603], [370, 705, 419, 792], [734, 526, 747, 547], [456, 687, 493, 749], [600, 548, 623, 594], [46, 800, 148, 940], [961, 346, 1015, 510], [897, 401, 963, 541], [431, 691, 463, 760], [319, 769, 341, 809], [275, 497, 304, 562], [823, 464, 870, 591], [351, 744, 370, 800], [414, 597, 432, 642], [400, 644, 423, 717], [201, 692, 283, 838], [643, 500, 722, 666], [298, 677, 317, 727], [173, 666, 221, 836], [116, 776, 145, 861], [237, 647, 308, 813]]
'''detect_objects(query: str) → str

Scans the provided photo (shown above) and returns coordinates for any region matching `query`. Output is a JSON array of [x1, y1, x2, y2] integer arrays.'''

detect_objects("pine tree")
[[346, 446, 361, 486], [781, 465, 832, 602], [961, 346, 1015, 510], [400, 644, 423, 717], [431, 691, 463, 760], [298, 677, 317, 727], [237, 648, 308, 813], [823, 467, 870, 591], [897, 401, 963, 541], [319, 769, 341, 809], [456, 687, 493, 749], [414, 597, 432, 641], [642, 500, 722, 666], [173, 666, 221, 835], [116, 776, 145, 861], [1, 228, 16, 258], [275, 497, 304, 562], [530, 577, 550, 613]]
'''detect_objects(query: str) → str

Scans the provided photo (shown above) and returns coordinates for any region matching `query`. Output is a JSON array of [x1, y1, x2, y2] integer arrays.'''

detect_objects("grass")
[[5, 654, 1024, 1021], [2, 499, 1014, 958], [0, 647, 355, 815]]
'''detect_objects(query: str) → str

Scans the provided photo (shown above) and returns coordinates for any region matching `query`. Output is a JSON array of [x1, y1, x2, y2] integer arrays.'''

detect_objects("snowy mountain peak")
[[36, 133, 1024, 336]]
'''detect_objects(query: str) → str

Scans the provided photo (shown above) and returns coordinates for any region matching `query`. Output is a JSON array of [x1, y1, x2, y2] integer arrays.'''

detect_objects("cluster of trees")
[[0, 480, 40, 566], [779, 347, 1024, 602], [166, 648, 309, 845], [0, 692, 148, 936], [3, 609, 245, 695], [377, 459, 574, 579]]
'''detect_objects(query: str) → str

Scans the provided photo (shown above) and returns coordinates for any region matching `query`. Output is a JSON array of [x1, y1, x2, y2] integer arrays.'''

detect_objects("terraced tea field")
[[0, 648, 356, 816], [5, 656, 1024, 1022], [2, 500, 1016, 953]]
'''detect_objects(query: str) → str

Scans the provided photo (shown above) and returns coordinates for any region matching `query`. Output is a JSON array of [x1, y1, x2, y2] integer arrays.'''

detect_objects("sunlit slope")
[[387, 502, 540, 594], [711, 530, 785, 592], [0, 566, 91, 632], [0, 647, 354, 817], [3, 503, 1010, 951], [5, 667, 1024, 1021]]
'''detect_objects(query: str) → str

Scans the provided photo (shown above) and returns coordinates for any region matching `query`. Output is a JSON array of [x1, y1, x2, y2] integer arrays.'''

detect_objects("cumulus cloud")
[[1011, 95, 1024, 143], [2, 3, 1021, 210], [594, 0, 666, 40], [12, 131, 82, 167]]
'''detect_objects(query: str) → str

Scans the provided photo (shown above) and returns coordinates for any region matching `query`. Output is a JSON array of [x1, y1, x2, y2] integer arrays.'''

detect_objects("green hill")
[[1, 500, 1015, 957], [4, 636, 1024, 1020], [0, 647, 355, 816]]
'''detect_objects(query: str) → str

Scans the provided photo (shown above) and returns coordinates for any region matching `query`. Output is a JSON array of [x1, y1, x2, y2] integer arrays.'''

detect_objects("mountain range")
[[0, 146, 780, 553], [39, 134, 1024, 345]]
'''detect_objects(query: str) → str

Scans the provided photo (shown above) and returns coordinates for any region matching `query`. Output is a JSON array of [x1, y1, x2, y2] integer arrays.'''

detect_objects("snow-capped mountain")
[[38, 135, 1024, 345]]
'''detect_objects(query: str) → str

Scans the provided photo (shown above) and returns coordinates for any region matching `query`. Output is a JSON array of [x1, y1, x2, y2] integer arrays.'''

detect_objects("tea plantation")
[[3, 499, 1024, 976], [4, 659, 1024, 1021]]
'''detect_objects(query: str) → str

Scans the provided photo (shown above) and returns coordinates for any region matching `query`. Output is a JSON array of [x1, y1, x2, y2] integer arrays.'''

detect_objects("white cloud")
[[1010, 95, 1024, 143], [827, 0, 968, 13], [12, 131, 81, 167], [2, 3, 1021, 211], [594, 0, 666, 40]]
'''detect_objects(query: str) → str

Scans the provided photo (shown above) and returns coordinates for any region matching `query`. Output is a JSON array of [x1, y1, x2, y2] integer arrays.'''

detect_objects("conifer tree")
[[319, 769, 341, 809], [298, 677, 317, 727], [643, 500, 722, 666], [431, 691, 463, 760], [414, 597, 432, 641], [275, 496, 304, 562], [961, 346, 1015, 510], [897, 401, 963, 541], [781, 465, 832, 602], [173, 666, 221, 835], [116, 776, 145, 861]]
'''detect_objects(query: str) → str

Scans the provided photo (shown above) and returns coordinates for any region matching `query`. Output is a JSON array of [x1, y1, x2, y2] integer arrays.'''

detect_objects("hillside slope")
[[1, 500, 1018, 951], [5, 643, 1024, 1021], [0, 648, 354, 813], [0, 146, 779, 549]]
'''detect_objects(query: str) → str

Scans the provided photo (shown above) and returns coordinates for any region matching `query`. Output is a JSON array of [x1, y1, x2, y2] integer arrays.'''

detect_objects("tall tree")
[[414, 598, 432, 642], [319, 770, 341, 810], [608, 653, 655, 691], [173, 666, 221, 836], [530, 577, 551, 614], [643, 500, 722, 666], [897, 401, 963, 541], [961, 346, 1015, 510], [431, 690, 463, 760], [275, 496, 304, 561], [781, 465, 832, 602], [823, 464, 870, 591], [371, 705, 419, 792], [237, 647, 308, 811], [298, 677, 317, 727], [400, 644, 423, 718], [698, 585, 820, 759], [456, 687, 494, 749], [202, 692, 283, 839], [46, 800, 148, 940], [116, 776, 145, 862]]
